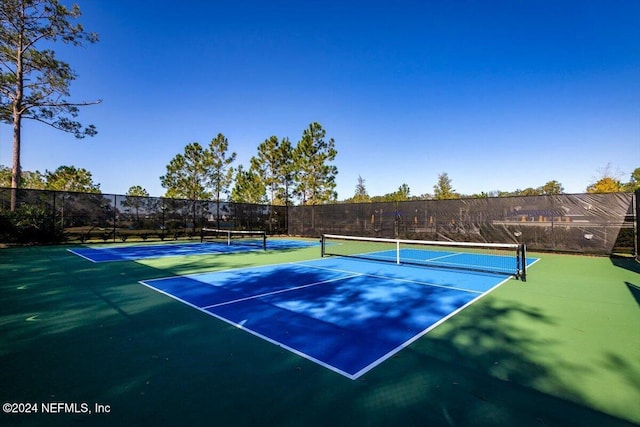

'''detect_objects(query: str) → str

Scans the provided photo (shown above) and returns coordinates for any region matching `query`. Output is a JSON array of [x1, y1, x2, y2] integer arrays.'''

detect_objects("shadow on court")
[[625, 281, 640, 307], [0, 246, 638, 427], [610, 255, 640, 274]]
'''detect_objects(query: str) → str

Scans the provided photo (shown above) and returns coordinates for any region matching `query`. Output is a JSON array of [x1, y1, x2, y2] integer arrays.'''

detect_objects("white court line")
[[422, 251, 464, 262], [349, 275, 512, 379], [67, 241, 250, 263], [66, 248, 99, 263], [201, 273, 363, 309], [139, 277, 365, 379], [142, 259, 322, 284], [294, 261, 485, 295], [139, 258, 516, 379]]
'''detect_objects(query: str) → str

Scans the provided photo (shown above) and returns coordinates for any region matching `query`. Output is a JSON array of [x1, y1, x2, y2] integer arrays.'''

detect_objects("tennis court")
[[140, 256, 527, 379], [1, 237, 638, 426], [68, 237, 317, 262]]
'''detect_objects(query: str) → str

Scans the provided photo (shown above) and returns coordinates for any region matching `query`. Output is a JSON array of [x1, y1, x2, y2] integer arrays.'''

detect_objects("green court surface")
[[0, 240, 638, 426]]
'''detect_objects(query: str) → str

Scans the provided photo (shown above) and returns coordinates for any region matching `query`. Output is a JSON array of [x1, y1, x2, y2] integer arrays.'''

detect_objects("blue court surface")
[[68, 239, 318, 262], [349, 248, 524, 276], [140, 257, 520, 379]]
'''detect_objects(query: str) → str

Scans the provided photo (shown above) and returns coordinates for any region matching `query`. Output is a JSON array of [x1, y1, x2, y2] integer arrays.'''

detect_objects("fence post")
[[113, 194, 117, 242], [635, 190, 639, 261], [52, 191, 57, 240]]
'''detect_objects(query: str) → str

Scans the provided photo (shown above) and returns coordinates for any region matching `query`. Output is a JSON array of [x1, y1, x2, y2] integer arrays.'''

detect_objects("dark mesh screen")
[[0, 187, 634, 255], [636, 190, 640, 260], [289, 193, 636, 255]]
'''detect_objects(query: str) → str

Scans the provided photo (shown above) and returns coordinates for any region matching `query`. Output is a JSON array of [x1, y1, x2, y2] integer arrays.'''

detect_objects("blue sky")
[[1, 0, 638, 199]]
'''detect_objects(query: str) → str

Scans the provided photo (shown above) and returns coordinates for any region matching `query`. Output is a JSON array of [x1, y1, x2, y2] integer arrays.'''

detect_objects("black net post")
[[518, 243, 527, 282]]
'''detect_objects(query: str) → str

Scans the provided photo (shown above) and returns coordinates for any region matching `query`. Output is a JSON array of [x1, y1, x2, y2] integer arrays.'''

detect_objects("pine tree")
[[231, 165, 266, 204], [433, 173, 458, 200], [160, 142, 212, 200], [45, 165, 100, 193], [0, 0, 100, 209], [294, 122, 338, 205], [352, 175, 369, 203]]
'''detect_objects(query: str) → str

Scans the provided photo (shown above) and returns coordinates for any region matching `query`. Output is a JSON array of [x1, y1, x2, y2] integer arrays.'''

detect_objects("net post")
[[396, 240, 400, 265], [226, 230, 231, 245], [518, 243, 527, 282], [321, 234, 326, 257], [262, 232, 267, 250], [200, 228, 204, 243]]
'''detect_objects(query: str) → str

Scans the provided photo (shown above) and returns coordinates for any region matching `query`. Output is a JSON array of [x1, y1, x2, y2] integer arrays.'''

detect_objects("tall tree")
[[352, 175, 369, 203], [122, 185, 149, 223], [45, 165, 100, 193], [540, 180, 564, 195], [251, 135, 281, 205], [206, 133, 236, 229], [587, 163, 624, 193], [21, 169, 45, 189], [125, 185, 149, 198], [587, 177, 623, 193], [623, 167, 640, 192], [294, 122, 338, 205], [0, 164, 44, 188], [230, 164, 266, 204], [433, 172, 458, 200], [0, 165, 10, 186], [251, 135, 295, 231], [376, 184, 411, 202], [396, 183, 410, 201], [160, 142, 212, 200], [206, 133, 236, 202], [0, 0, 100, 209], [275, 137, 295, 206]]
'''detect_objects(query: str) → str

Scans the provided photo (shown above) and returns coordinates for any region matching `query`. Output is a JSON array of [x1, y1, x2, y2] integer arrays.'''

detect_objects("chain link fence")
[[0, 188, 287, 244], [0, 187, 636, 256]]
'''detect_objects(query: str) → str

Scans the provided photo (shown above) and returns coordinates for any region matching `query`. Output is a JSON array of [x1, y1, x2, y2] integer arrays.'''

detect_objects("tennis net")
[[321, 234, 526, 280], [200, 228, 267, 250]]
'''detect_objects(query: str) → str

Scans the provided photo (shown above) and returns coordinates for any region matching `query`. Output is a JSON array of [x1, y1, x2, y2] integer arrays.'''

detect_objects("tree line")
[[0, 121, 341, 206], [159, 122, 338, 207], [2, 159, 639, 204], [343, 166, 640, 204], [0, 165, 100, 193]]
